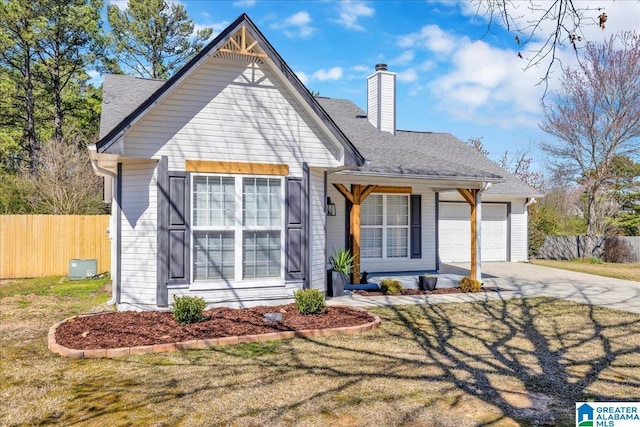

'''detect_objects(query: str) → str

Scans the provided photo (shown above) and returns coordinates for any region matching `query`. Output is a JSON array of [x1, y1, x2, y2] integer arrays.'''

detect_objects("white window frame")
[[361, 193, 410, 260], [190, 173, 285, 284]]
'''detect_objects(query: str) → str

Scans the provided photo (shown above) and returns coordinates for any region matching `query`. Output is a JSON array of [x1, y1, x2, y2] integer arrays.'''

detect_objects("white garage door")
[[439, 203, 507, 262]]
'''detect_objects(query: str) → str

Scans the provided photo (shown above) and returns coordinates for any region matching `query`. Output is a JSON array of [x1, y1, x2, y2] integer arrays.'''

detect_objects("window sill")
[[189, 279, 285, 292]]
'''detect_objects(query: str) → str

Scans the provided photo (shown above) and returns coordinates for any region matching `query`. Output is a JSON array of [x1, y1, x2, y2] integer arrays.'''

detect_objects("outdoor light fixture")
[[326, 197, 336, 216]]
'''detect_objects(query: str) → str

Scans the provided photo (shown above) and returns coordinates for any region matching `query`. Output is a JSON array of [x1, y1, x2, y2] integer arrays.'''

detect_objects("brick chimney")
[[367, 63, 396, 135]]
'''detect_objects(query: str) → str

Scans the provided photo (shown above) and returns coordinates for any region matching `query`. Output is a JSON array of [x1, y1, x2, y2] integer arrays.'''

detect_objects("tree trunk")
[[585, 186, 598, 257], [24, 50, 38, 174]]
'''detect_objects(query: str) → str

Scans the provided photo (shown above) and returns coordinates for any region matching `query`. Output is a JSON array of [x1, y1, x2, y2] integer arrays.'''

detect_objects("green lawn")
[[531, 259, 640, 282], [2, 277, 639, 426]]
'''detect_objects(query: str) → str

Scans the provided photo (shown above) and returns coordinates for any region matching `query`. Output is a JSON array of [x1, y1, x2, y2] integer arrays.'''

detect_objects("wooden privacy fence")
[[0, 215, 111, 279], [537, 235, 640, 263]]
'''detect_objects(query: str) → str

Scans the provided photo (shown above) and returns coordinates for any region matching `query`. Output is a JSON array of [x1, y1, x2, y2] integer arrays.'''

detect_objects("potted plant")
[[418, 274, 438, 291], [329, 248, 354, 297]]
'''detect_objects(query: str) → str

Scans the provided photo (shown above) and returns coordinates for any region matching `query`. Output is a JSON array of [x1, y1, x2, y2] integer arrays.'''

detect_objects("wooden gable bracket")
[[217, 26, 268, 59], [457, 188, 479, 281], [332, 184, 413, 285]]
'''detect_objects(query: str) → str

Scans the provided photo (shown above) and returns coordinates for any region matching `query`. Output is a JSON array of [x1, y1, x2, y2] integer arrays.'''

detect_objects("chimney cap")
[[375, 63, 388, 71]]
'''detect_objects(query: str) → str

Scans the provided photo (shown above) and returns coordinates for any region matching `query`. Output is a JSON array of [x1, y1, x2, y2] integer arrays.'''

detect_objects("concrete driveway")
[[329, 262, 640, 314]]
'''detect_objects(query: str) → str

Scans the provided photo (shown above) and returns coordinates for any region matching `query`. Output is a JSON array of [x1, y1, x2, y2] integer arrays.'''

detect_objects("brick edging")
[[48, 306, 381, 359]]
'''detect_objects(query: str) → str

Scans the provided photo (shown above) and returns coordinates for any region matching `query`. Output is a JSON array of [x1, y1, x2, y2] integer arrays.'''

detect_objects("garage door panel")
[[439, 203, 507, 263]]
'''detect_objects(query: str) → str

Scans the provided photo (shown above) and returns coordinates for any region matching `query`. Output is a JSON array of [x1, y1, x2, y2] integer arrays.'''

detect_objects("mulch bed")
[[351, 286, 506, 296], [55, 304, 375, 350]]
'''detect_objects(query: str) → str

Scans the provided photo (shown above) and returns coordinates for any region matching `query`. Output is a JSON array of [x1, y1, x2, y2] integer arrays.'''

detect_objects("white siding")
[[124, 59, 341, 175], [510, 200, 528, 261], [119, 159, 158, 307], [309, 167, 327, 292], [366, 71, 396, 134], [379, 73, 395, 134], [327, 175, 436, 273]]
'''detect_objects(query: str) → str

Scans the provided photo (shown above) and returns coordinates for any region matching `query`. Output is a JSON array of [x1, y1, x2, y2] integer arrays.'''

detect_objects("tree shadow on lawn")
[[33, 298, 640, 427]]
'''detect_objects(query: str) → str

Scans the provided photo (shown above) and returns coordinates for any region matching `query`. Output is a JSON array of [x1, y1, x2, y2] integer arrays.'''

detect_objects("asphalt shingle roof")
[[317, 97, 542, 197], [98, 75, 541, 198], [99, 74, 165, 139]]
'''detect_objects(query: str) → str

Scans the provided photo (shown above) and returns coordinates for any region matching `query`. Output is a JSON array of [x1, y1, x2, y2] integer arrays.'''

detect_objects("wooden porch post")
[[457, 188, 479, 281], [333, 183, 377, 284]]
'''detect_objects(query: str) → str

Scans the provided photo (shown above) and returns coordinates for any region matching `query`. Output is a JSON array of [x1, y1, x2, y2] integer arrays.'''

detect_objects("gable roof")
[[95, 13, 364, 166], [317, 98, 542, 197], [99, 74, 164, 139], [96, 13, 541, 198]]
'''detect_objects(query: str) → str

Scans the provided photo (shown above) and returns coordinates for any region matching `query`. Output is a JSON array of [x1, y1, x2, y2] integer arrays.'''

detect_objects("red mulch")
[[55, 304, 375, 350], [351, 286, 506, 296]]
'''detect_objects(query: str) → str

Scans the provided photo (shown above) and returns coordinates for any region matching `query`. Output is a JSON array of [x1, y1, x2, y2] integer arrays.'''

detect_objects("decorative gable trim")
[[96, 14, 365, 167]]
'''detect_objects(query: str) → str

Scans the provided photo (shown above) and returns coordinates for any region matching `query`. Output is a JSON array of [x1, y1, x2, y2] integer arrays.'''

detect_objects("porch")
[[344, 265, 469, 291]]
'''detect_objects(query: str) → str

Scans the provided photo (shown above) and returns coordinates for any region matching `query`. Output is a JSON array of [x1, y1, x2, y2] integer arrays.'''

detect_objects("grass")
[[532, 259, 640, 282], [2, 277, 640, 426]]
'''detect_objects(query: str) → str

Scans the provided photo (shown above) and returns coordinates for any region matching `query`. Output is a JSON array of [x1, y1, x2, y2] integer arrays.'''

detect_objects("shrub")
[[294, 289, 326, 314], [380, 279, 403, 295], [172, 295, 206, 325], [604, 237, 633, 263], [459, 277, 482, 293]]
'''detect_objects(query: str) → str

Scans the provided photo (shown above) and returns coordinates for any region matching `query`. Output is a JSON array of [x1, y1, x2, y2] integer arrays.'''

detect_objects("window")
[[361, 194, 409, 259], [192, 175, 282, 281]]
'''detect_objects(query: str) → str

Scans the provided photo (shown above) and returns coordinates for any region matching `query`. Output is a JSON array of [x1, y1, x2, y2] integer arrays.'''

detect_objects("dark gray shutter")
[[410, 194, 422, 259], [167, 172, 190, 282], [285, 177, 305, 281], [157, 156, 190, 307]]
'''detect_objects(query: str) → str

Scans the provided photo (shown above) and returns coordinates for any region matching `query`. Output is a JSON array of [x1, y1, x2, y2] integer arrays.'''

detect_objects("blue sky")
[[107, 0, 640, 171]]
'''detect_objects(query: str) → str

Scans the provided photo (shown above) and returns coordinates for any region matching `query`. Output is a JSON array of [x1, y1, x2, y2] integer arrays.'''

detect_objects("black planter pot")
[[419, 276, 438, 291]]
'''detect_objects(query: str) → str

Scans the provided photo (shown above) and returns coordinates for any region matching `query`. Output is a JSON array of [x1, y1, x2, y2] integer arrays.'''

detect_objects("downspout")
[[88, 151, 119, 306], [475, 182, 492, 282]]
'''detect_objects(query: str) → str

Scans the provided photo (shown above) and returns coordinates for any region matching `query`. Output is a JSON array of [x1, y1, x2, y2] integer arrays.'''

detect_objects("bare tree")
[[473, 0, 610, 84], [498, 148, 543, 189], [25, 138, 105, 214], [466, 136, 542, 189], [466, 136, 489, 156], [540, 31, 640, 243]]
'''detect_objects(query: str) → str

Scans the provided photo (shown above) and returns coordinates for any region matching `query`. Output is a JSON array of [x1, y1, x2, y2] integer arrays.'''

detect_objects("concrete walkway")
[[327, 262, 640, 314]]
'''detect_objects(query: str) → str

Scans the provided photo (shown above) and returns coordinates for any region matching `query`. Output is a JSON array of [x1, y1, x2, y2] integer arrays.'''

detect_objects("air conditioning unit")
[[69, 259, 97, 280]]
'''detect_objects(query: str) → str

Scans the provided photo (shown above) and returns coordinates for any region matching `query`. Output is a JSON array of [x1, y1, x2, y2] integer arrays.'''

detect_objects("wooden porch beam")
[[359, 184, 378, 202], [332, 183, 353, 203], [372, 186, 412, 194], [457, 188, 475, 206]]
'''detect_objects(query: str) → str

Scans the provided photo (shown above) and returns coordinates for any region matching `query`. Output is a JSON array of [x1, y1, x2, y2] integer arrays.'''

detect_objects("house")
[[89, 14, 541, 311]]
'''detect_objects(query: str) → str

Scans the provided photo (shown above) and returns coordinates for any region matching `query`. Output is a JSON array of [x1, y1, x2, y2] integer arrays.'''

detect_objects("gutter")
[[525, 197, 537, 207]]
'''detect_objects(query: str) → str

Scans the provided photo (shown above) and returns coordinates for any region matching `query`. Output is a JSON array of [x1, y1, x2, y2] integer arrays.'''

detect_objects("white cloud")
[[398, 25, 459, 55], [391, 50, 415, 66], [271, 11, 315, 38], [312, 67, 343, 81], [107, 0, 128, 10], [429, 39, 548, 129], [332, 1, 374, 32], [193, 21, 229, 40], [232, 0, 256, 7], [396, 68, 419, 83], [296, 71, 309, 85]]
